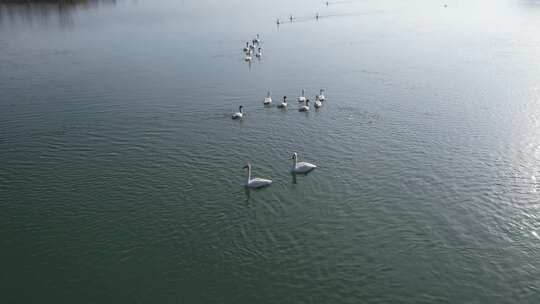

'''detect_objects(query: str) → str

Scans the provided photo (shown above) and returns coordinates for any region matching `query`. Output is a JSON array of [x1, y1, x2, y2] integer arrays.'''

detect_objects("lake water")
[[1, 0, 540, 302]]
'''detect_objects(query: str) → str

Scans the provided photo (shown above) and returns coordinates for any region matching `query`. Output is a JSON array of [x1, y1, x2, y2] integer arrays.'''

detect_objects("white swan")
[[232, 105, 244, 119], [299, 99, 310, 112], [277, 96, 288, 108], [314, 96, 322, 109], [244, 163, 272, 188], [263, 91, 272, 105], [318, 89, 326, 102], [252, 34, 261, 45], [256, 47, 262, 58], [298, 88, 306, 102], [291, 152, 317, 173]]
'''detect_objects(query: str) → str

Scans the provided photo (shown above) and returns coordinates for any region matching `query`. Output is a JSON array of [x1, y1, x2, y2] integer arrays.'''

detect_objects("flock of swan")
[[232, 87, 326, 120], [234, 34, 325, 189], [243, 34, 262, 62]]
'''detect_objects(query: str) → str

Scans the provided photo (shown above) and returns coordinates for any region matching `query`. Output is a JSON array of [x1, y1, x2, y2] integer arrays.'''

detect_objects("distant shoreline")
[[0, 0, 109, 3]]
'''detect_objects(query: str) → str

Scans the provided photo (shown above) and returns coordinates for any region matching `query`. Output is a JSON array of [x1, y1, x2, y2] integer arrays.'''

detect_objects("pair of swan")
[[244, 152, 317, 188], [298, 89, 325, 102], [264, 93, 288, 108], [301, 89, 326, 111]]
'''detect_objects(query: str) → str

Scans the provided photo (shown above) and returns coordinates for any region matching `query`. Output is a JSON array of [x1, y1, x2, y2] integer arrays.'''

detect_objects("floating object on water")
[[278, 96, 288, 108], [263, 91, 272, 105], [244, 163, 272, 188], [232, 105, 244, 119], [299, 99, 310, 112], [298, 88, 307, 103], [314, 97, 322, 109], [256, 47, 262, 58], [318, 89, 326, 102], [252, 34, 261, 45], [243, 42, 249, 52], [291, 152, 317, 173]]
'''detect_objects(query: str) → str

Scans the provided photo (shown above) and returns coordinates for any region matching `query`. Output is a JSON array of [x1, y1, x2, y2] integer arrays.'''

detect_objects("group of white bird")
[[235, 35, 324, 189], [264, 88, 326, 111], [243, 152, 317, 189], [243, 34, 262, 61], [232, 88, 327, 120]]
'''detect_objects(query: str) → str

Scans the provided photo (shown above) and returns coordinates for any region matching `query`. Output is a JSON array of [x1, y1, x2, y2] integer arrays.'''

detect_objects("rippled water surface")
[[1, 0, 540, 302]]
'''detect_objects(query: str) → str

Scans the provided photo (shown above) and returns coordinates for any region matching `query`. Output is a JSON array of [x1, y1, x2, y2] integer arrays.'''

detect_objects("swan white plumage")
[[232, 105, 244, 119], [299, 99, 310, 112], [298, 88, 306, 102], [245, 52, 252, 61], [318, 89, 326, 102], [256, 47, 262, 58], [314, 96, 322, 109], [252, 34, 261, 45], [244, 163, 272, 188], [291, 152, 317, 173], [277, 96, 288, 108], [263, 91, 272, 105]]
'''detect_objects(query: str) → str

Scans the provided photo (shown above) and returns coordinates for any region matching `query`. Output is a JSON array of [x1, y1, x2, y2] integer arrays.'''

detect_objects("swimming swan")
[[232, 106, 244, 119], [263, 91, 272, 105], [318, 89, 326, 102], [278, 96, 288, 108], [291, 152, 317, 173], [314, 96, 322, 109], [244, 163, 272, 188], [252, 34, 261, 45], [256, 47, 262, 58], [298, 88, 307, 102], [299, 99, 310, 112]]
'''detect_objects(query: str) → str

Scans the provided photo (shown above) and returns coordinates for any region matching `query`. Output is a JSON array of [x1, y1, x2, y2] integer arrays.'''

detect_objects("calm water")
[[1, 0, 540, 302]]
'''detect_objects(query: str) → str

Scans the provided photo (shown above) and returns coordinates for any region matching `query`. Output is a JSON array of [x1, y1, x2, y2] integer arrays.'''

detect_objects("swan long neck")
[[292, 155, 298, 169], [246, 165, 252, 182], [302, 88, 305, 96]]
